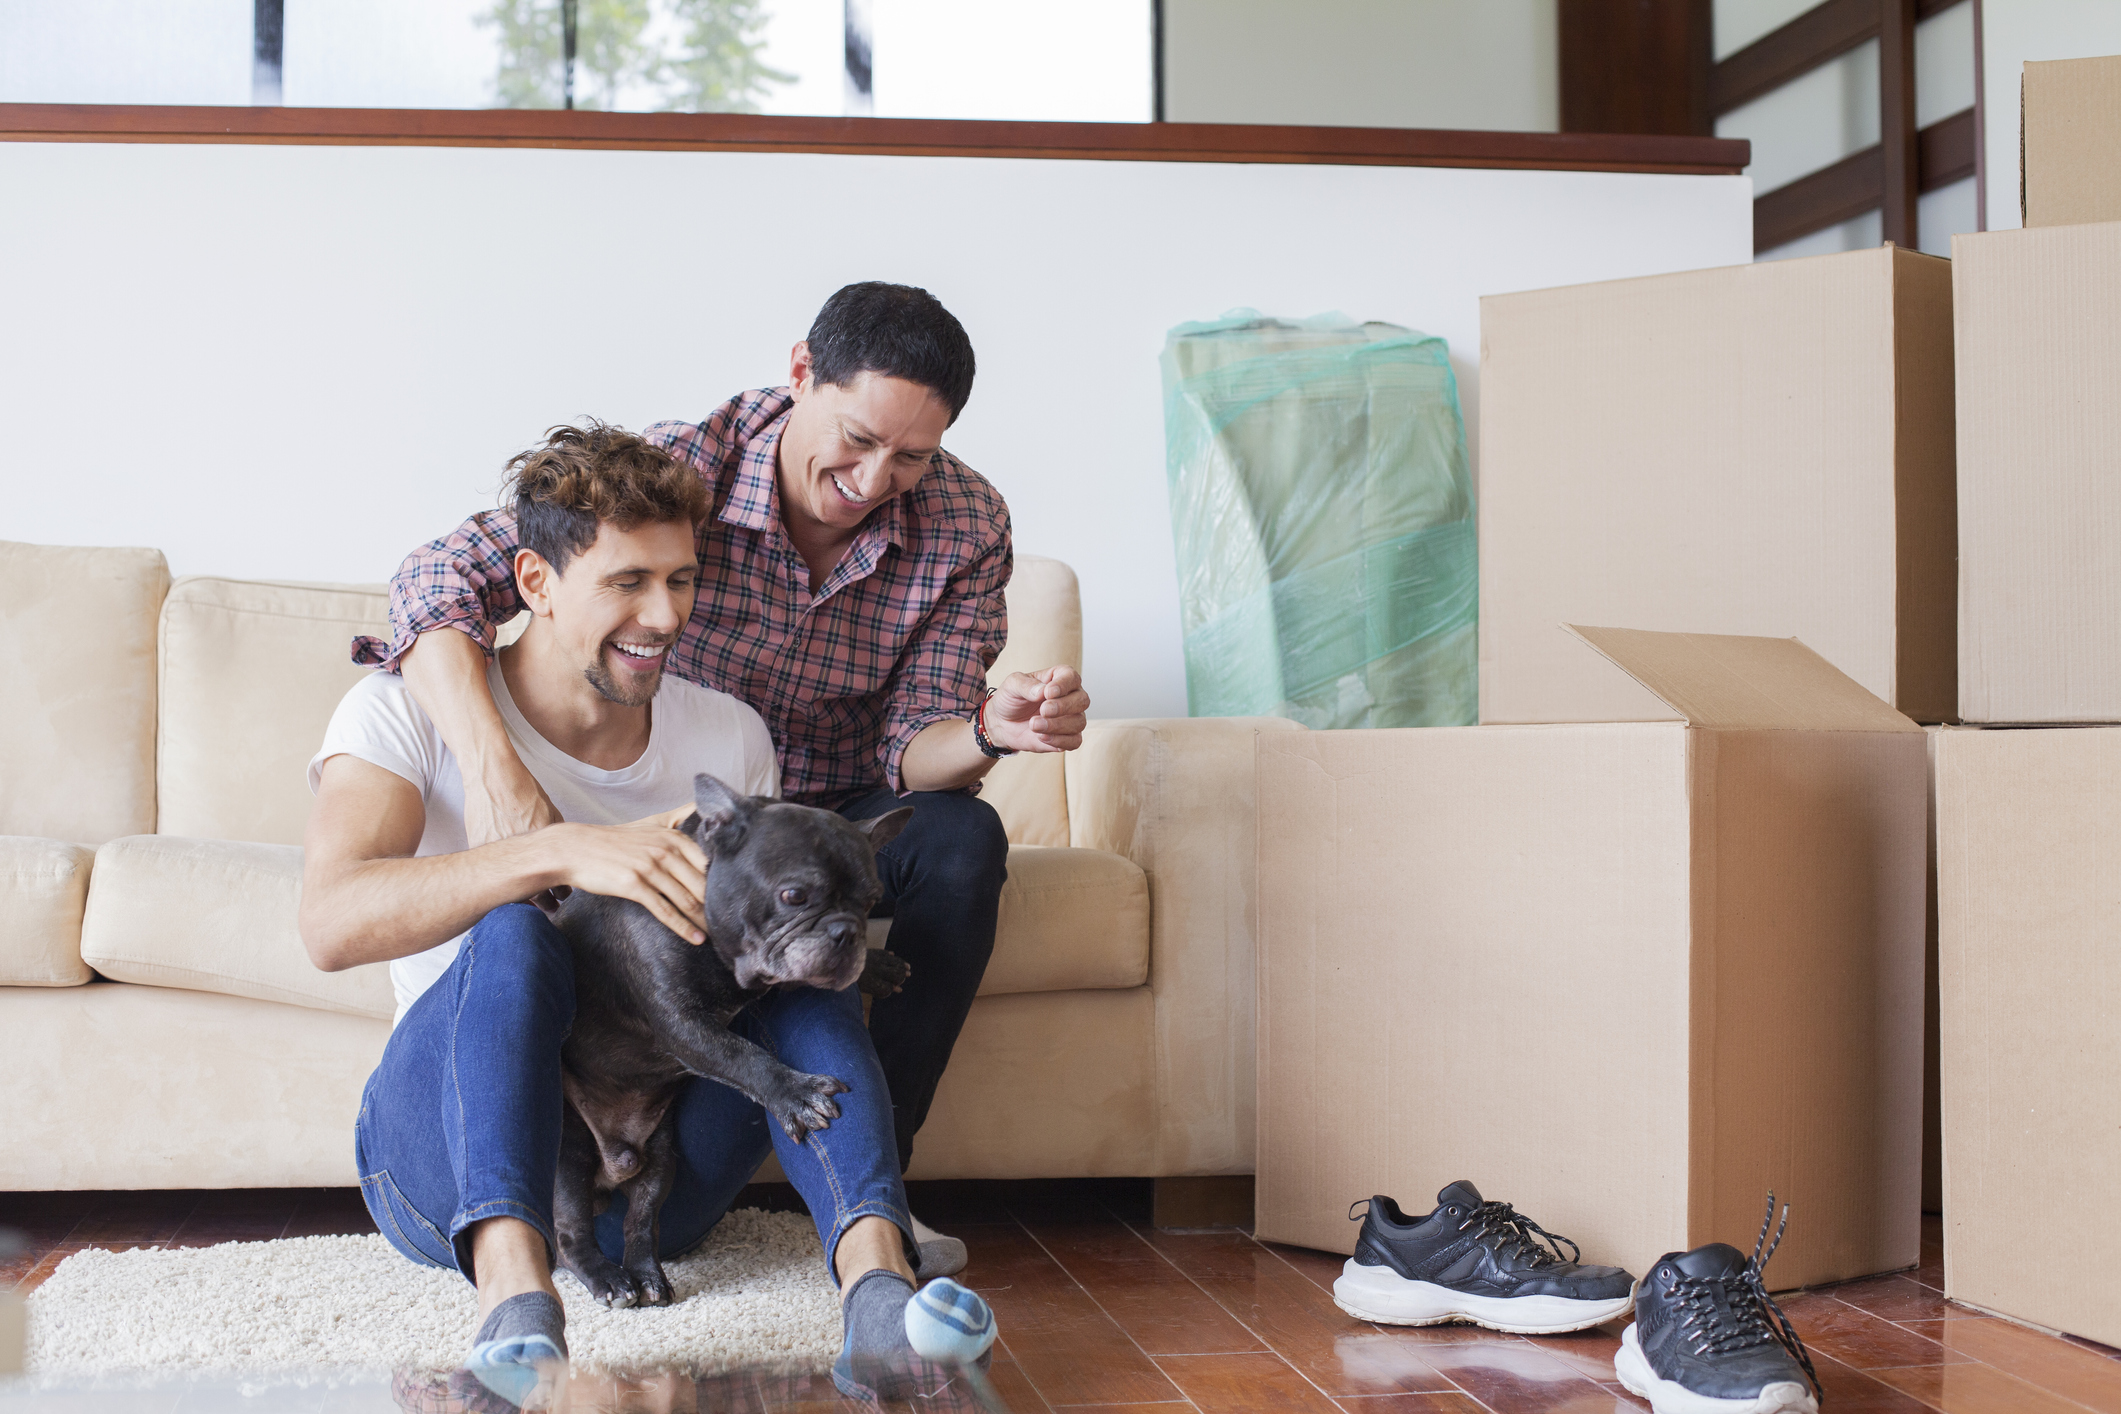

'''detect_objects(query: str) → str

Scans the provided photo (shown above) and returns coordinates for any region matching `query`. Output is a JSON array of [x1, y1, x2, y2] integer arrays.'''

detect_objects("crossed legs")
[[355, 903, 916, 1324]]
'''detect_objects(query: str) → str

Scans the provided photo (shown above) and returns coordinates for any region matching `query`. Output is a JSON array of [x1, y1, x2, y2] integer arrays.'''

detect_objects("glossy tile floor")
[[6, 1182, 2121, 1413]]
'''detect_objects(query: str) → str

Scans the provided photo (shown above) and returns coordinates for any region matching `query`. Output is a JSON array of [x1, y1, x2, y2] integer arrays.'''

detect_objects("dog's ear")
[[853, 806, 915, 855], [692, 773, 754, 851]]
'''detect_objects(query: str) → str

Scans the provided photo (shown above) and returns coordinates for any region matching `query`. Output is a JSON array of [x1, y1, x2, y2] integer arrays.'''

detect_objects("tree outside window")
[[483, 0, 792, 112]]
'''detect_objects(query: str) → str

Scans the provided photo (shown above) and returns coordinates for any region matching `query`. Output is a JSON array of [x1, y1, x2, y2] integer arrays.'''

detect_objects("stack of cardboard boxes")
[[1933, 52, 2121, 1353], [1256, 245, 1951, 1290], [1255, 53, 2121, 1334]]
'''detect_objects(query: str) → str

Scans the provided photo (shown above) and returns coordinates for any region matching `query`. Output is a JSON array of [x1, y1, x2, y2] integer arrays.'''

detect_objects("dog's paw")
[[563, 1253, 641, 1309], [626, 1259, 675, 1307], [858, 948, 912, 998], [770, 1071, 850, 1141]]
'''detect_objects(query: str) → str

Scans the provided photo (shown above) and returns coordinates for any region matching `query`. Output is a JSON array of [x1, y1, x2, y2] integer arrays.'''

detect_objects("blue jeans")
[[354, 902, 912, 1283], [834, 787, 1008, 1171]]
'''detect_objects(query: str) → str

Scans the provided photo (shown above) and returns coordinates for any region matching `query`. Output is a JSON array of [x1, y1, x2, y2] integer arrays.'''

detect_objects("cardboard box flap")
[[1563, 625, 1921, 732]]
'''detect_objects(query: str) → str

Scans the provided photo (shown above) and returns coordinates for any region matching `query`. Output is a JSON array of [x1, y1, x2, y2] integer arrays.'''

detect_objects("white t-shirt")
[[309, 659, 779, 1024]]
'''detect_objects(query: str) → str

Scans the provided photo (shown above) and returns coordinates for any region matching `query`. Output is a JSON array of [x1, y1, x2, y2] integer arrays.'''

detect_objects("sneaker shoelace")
[[1456, 1200, 1584, 1269], [1669, 1194, 1823, 1402]]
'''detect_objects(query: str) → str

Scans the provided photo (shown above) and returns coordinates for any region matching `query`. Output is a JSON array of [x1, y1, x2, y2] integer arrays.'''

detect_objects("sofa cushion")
[[158, 576, 392, 846], [980, 556, 1082, 849], [79, 835, 394, 1020], [980, 845, 1147, 996], [0, 541, 169, 844], [0, 837, 96, 986]]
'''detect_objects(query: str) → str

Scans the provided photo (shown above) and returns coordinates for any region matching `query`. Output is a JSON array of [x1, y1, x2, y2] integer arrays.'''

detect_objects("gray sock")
[[839, 1269, 916, 1363], [471, 1290, 569, 1360]]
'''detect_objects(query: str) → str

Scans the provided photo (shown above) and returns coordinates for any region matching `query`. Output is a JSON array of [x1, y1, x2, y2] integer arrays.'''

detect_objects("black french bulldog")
[[543, 772, 913, 1308]]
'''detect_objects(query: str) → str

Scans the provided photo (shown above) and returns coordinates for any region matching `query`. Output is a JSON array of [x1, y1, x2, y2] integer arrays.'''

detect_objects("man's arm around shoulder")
[[300, 755, 709, 972]]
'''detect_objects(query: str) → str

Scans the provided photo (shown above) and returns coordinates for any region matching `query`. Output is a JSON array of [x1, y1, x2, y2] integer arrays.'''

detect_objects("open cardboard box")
[[1255, 626, 1927, 1289]]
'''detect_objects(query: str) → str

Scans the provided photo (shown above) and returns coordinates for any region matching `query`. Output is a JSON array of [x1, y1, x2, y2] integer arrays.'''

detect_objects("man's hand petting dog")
[[528, 813, 710, 944], [544, 774, 912, 1309], [986, 665, 1091, 753]]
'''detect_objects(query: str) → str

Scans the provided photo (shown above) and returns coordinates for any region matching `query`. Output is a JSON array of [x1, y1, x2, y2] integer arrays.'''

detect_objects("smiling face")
[[515, 518, 699, 708], [778, 344, 953, 538]]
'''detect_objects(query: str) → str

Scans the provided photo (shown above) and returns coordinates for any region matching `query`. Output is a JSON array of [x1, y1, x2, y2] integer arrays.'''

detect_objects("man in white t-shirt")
[[301, 424, 935, 1395]]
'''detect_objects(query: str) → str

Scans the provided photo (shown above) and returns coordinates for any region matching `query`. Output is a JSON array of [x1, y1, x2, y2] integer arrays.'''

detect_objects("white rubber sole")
[[1331, 1259, 1634, 1335], [1612, 1323, 1817, 1414]]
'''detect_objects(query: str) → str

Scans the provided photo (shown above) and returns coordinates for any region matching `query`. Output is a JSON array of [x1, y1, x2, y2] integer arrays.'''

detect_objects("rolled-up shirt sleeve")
[[350, 508, 526, 671], [877, 529, 1012, 793]]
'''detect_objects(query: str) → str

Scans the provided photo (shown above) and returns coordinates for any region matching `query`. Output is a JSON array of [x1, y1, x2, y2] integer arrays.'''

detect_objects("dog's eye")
[[779, 888, 807, 907]]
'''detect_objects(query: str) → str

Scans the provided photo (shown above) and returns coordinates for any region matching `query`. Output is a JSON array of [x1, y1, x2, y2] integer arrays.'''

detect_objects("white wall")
[[1717, 0, 1981, 260], [1980, 0, 2121, 229], [1163, 0, 1556, 132], [0, 144, 1747, 720]]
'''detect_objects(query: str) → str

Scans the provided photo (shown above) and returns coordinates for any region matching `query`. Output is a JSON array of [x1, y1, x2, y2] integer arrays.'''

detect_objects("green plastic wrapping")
[[1160, 310, 1477, 729]]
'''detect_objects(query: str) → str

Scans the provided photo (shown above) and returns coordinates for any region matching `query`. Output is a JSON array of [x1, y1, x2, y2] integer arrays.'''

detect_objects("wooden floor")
[[7, 1181, 2121, 1413]]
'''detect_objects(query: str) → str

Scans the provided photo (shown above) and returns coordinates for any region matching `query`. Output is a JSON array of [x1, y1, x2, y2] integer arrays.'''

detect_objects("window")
[[0, 0, 1155, 122]]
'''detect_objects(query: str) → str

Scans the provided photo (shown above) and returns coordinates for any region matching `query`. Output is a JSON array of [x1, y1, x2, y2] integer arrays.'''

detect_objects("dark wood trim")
[[1918, 87, 1977, 187], [1756, 144, 1883, 251], [0, 103, 1751, 174], [1713, 0, 1966, 117], [1558, 0, 1714, 137], [1880, 0, 1919, 245], [1714, 0, 1874, 116], [1753, 105, 1975, 251]]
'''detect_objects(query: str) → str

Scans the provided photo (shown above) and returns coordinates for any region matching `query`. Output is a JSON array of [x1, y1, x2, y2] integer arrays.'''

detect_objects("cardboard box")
[[2023, 55, 2121, 229], [1954, 221, 2121, 722], [1256, 626, 1927, 1289], [1478, 246, 1956, 727], [1934, 726, 2121, 1347]]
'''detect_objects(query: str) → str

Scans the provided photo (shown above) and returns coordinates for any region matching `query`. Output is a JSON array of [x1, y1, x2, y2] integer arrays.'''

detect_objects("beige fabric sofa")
[[0, 539, 1293, 1191]]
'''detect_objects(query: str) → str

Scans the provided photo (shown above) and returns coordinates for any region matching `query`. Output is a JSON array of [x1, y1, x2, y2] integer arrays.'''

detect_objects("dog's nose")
[[827, 918, 861, 948]]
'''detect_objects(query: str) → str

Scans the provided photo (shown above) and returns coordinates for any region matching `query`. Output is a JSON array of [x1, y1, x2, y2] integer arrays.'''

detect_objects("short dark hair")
[[805, 282, 977, 423], [501, 422, 709, 575]]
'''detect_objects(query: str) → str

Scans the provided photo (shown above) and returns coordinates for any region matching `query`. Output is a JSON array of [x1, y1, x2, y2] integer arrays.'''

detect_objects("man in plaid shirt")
[[355, 282, 1090, 1275]]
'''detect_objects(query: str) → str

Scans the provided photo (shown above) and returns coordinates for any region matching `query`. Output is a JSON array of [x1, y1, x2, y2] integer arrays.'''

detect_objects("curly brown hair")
[[501, 422, 709, 574]]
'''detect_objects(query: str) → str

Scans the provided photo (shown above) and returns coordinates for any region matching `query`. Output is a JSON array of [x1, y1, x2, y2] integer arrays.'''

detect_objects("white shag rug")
[[24, 1208, 841, 1384]]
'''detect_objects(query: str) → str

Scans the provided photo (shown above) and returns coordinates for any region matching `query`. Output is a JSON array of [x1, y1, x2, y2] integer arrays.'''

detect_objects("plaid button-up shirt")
[[352, 388, 1013, 805]]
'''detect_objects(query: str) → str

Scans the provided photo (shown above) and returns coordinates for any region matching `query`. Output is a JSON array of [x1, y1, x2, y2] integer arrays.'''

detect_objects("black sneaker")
[[1613, 1195, 1822, 1414], [1331, 1180, 1636, 1333]]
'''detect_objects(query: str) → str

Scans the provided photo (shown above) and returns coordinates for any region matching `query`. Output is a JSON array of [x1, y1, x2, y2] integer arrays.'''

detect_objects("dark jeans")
[[354, 903, 911, 1282], [835, 787, 1009, 1171]]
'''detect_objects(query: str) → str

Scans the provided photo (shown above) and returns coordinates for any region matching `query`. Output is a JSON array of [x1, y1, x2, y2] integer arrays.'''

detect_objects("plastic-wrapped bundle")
[[1160, 311, 1477, 729]]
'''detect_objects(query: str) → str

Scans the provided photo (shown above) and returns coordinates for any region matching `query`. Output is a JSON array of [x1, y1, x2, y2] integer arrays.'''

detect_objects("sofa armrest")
[[1, 837, 97, 987], [1066, 715, 1303, 1176]]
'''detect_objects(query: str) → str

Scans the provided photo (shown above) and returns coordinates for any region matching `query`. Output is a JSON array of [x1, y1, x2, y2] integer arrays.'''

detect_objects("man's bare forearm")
[[898, 719, 997, 793], [897, 668, 1091, 793], [401, 628, 558, 842], [401, 628, 514, 775], [300, 832, 561, 973]]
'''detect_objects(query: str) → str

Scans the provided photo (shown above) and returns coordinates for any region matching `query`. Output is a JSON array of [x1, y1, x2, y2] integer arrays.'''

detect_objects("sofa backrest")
[[0, 541, 170, 845], [151, 554, 1084, 849], [158, 576, 391, 845]]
